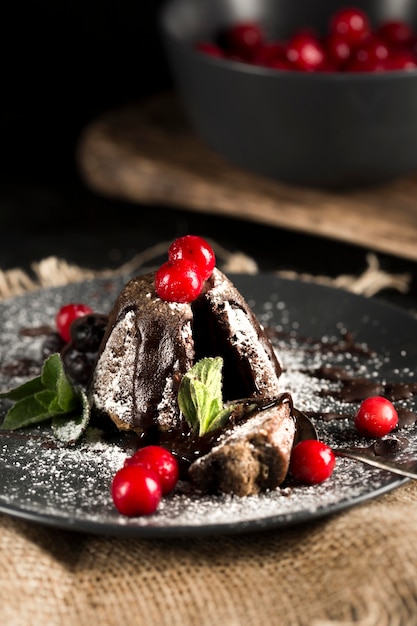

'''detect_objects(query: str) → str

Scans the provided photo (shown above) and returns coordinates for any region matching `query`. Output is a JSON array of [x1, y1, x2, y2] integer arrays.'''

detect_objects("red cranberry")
[[111, 465, 162, 516], [195, 41, 224, 58], [386, 51, 417, 71], [225, 53, 246, 63], [408, 36, 417, 57], [329, 7, 371, 47], [55, 303, 93, 343], [354, 396, 399, 437], [326, 33, 352, 68], [377, 20, 414, 48], [155, 259, 203, 303], [289, 440, 336, 485], [269, 57, 293, 71], [195, 14, 417, 75], [168, 235, 216, 281], [346, 36, 391, 72], [346, 57, 387, 72], [124, 445, 179, 495], [253, 41, 284, 66], [225, 21, 264, 60], [285, 33, 326, 71], [353, 36, 389, 65]]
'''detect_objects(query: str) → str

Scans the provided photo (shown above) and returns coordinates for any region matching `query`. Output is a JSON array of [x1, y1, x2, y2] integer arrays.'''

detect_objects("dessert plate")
[[0, 274, 416, 538]]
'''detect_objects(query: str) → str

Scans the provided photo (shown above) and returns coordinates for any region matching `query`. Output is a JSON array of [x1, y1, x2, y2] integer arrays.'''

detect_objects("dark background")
[[2, 1, 171, 183], [1, 0, 416, 314]]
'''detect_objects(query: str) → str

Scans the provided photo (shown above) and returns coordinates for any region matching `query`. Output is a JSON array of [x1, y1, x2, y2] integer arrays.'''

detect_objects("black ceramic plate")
[[0, 274, 416, 537]]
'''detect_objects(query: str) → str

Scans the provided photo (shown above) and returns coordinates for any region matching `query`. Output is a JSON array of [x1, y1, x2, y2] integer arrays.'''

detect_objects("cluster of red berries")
[[289, 395, 399, 485], [111, 446, 179, 516], [155, 235, 216, 303], [196, 6, 417, 73]]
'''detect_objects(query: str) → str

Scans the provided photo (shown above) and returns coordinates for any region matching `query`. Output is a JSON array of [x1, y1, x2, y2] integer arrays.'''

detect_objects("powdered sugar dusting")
[[0, 275, 416, 537], [92, 311, 138, 426]]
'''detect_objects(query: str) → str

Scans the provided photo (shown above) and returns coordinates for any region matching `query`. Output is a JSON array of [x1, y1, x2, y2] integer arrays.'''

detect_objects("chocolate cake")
[[188, 395, 295, 496], [90, 267, 283, 437]]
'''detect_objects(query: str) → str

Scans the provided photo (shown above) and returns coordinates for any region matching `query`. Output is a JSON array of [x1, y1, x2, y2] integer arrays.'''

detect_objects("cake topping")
[[155, 259, 204, 303], [178, 356, 235, 436], [0, 353, 89, 443], [168, 235, 216, 281], [155, 235, 216, 303]]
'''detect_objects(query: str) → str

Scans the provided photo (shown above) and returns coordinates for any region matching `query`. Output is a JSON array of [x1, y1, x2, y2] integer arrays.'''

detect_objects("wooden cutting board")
[[77, 92, 417, 262]]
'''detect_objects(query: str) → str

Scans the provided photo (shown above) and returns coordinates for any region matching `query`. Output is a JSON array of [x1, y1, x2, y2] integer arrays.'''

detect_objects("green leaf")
[[56, 369, 79, 413], [178, 357, 234, 436], [177, 375, 198, 430], [52, 388, 90, 443], [208, 407, 236, 433], [40, 353, 64, 389], [0, 376, 44, 402], [34, 389, 57, 410], [0, 353, 89, 442], [2, 395, 60, 430]]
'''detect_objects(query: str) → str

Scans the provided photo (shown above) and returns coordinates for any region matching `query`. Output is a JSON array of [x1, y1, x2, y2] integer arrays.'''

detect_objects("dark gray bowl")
[[159, 0, 417, 188]]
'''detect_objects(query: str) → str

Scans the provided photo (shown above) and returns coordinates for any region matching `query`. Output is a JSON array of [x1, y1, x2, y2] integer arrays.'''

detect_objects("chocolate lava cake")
[[90, 267, 282, 434], [89, 267, 296, 495]]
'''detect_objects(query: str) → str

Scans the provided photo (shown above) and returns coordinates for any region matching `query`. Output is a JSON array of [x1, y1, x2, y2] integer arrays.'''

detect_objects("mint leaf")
[[2, 395, 61, 429], [206, 407, 235, 433], [0, 376, 44, 402], [41, 353, 63, 390], [0, 353, 90, 442], [34, 389, 58, 410], [52, 388, 90, 443], [178, 357, 234, 436], [56, 371, 79, 413]]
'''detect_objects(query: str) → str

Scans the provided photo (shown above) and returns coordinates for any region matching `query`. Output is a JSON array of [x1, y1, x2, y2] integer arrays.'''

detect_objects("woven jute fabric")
[[2, 482, 417, 626], [1, 253, 416, 626]]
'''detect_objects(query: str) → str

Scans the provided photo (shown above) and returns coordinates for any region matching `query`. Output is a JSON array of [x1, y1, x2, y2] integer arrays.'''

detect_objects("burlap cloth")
[[1, 248, 416, 626]]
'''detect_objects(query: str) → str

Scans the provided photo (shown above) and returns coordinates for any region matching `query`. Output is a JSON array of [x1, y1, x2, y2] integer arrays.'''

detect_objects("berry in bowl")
[[159, 0, 417, 188]]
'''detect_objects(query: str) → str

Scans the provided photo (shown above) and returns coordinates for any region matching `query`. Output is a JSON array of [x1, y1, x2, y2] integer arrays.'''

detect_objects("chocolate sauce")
[[19, 325, 54, 337], [321, 378, 384, 402], [307, 364, 417, 406], [158, 393, 294, 478], [268, 327, 376, 358], [397, 408, 417, 428], [305, 410, 352, 422], [372, 435, 408, 456], [0, 359, 41, 377], [311, 365, 355, 382], [385, 382, 417, 401]]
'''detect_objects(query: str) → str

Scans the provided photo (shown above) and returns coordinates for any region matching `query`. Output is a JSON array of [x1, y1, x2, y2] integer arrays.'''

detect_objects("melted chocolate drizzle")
[[158, 393, 294, 478], [268, 327, 417, 431]]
